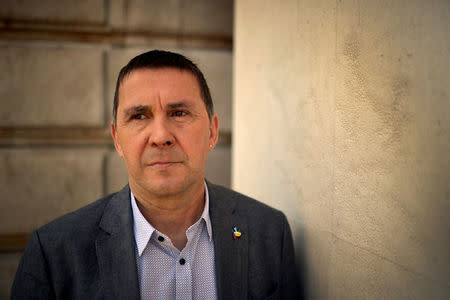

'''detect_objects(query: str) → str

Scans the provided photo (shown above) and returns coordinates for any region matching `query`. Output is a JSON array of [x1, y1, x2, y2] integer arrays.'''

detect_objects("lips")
[[148, 161, 181, 170], [143, 151, 186, 170]]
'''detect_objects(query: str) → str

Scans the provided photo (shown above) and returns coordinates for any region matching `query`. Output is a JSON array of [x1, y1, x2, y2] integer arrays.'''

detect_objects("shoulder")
[[34, 187, 127, 247], [207, 181, 287, 227]]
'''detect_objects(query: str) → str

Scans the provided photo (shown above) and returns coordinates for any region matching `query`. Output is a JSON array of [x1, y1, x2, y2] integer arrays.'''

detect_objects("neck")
[[131, 181, 206, 251]]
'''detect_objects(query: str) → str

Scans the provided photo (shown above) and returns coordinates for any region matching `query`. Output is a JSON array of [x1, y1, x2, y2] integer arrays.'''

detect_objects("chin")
[[144, 177, 195, 197], [132, 168, 204, 197]]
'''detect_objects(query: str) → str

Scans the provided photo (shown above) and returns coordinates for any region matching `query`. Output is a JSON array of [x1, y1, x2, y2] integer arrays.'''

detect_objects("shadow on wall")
[[294, 225, 308, 299]]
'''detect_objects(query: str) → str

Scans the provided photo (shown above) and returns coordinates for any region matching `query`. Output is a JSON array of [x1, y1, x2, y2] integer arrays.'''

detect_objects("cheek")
[[120, 134, 147, 163], [180, 130, 209, 155]]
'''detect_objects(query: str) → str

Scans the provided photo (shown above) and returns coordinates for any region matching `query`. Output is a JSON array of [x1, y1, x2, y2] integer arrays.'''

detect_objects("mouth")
[[148, 161, 181, 170]]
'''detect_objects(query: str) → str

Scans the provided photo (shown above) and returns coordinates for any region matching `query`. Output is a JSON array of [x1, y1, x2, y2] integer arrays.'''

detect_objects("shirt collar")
[[202, 181, 213, 241], [130, 181, 213, 256], [130, 191, 155, 256]]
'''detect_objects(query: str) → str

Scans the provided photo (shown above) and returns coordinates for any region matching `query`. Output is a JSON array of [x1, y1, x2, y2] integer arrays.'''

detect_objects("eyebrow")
[[123, 105, 150, 116], [123, 101, 192, 116]]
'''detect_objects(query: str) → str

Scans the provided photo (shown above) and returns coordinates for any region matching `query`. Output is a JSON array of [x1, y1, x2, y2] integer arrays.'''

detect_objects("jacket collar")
[[207, 181, 249, 300], [96, 185, 140, 300]]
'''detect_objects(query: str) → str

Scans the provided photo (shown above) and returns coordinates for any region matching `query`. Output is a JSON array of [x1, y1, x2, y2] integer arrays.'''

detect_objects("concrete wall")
[[0, 1, 233, 297], [234, 0, 449, 298]]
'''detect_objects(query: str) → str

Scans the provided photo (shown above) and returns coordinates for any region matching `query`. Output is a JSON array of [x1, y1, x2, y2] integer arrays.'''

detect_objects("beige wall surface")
[[234, 0, 449, 298]]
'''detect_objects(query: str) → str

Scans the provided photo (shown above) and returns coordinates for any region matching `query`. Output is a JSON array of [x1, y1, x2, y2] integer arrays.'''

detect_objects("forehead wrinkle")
[[166, 101, 191, 109], [156, 91, 164, 111]]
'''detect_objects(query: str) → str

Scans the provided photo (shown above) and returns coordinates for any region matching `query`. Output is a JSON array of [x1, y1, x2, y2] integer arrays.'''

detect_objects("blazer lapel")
[[208, 182, 249, 300], [96, 185, 140, 300]]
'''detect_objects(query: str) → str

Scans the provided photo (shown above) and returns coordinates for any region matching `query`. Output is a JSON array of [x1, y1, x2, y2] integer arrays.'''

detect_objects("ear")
[[111, 121, 124, 157], [208, 114, 219, 151]]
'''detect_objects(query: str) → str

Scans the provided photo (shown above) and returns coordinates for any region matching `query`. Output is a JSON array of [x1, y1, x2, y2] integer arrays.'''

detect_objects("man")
[[12, 50, 300, 299]]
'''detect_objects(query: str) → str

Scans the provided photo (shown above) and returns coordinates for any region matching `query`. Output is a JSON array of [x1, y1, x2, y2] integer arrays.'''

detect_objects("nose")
[[148, 117, 175, 148]]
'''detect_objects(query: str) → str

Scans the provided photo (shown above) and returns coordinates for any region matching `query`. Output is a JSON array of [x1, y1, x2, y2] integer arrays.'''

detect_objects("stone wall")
[[234, 0, 449, 298], [0, 1, 233, 297]]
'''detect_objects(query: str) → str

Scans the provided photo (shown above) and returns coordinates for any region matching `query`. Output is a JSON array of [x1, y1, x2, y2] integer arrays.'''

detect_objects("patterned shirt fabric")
[[130, 183, 217, 300]]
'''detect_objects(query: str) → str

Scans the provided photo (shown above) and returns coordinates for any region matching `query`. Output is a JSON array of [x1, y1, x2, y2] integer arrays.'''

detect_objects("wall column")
[[233, 0, 450, 298]]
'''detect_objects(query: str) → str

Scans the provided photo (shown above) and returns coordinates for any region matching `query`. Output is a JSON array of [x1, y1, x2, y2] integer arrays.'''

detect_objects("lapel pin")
[[233, 227, 242, 239]]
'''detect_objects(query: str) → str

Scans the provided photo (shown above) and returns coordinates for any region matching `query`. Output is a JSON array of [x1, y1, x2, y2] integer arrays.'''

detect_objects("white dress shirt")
[[130, 183, 217, 300]]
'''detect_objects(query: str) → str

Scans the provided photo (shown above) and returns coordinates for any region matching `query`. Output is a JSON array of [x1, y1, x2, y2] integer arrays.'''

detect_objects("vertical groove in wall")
[[329, 2, 339, 297], [102, 46, 111, 197], [332, 0, 339, 229], [177, 0, 184, 47], [102, 50, 110, 126], [123, 0, 129, 27], [102, 152, 108, 197], [103, 0, 110, 26]]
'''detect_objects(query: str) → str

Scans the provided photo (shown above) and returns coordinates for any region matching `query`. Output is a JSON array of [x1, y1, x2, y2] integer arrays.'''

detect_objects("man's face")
[[111, 68, 219, 198]]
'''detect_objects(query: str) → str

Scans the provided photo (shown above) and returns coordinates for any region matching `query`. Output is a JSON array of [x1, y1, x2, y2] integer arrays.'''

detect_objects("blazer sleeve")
[[11, 231, 55, 300], [280, 215, 303, 299]]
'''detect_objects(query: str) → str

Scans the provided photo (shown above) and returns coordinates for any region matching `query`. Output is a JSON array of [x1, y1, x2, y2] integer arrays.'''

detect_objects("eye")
[[171, 110, 187, 117], [132, 114, 146, 120]]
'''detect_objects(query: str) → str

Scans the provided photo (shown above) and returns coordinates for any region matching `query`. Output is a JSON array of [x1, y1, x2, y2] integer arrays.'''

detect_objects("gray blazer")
[[12, 182, 301, 299]]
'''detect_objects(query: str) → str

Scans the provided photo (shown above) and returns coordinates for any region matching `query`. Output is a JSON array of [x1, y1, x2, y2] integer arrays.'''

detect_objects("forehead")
[[118, 68, 202, 106]]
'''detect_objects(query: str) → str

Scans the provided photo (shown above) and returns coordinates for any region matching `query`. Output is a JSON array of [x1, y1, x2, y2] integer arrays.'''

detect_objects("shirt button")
[[179, 258, 186, 265], [158, 236, 164, 242]]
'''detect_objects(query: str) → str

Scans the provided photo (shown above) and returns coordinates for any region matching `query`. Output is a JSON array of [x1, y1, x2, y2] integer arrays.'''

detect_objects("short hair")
[[113, 50, 214, 126]]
